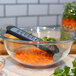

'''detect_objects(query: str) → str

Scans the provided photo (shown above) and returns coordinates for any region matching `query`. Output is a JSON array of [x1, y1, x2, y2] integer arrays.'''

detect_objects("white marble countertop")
[[1, 54, 76, 76]]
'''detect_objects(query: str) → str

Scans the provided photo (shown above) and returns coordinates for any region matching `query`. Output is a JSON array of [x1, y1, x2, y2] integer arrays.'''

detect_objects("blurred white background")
[[0, 0, 75, 27]]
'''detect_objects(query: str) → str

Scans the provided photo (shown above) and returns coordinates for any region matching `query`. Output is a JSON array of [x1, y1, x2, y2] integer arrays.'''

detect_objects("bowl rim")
[[0, 26, 75, 44]]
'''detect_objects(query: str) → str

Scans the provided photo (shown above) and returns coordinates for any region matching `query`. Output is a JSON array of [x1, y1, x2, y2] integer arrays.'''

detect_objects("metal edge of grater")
[[5, 26, 59, 56]]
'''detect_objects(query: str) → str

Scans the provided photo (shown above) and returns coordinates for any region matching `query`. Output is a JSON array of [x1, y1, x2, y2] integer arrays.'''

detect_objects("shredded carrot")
[[13, 48, 54, 65], [4, 34, 18, 39], [4, 34, 11, 38], [0, 64, 2, 69], [62, 18, 76, 28], [0, 64, 2, 67]]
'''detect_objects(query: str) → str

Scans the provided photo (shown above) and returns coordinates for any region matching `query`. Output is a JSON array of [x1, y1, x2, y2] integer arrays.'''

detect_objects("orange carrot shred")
[[13, 48, 54, 65]]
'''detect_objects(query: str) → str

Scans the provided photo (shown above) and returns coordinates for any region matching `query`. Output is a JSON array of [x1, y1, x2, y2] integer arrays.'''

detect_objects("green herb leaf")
[[53, 67, 63, 75], [62, 72, 71, 76], [61, 66, 70, 76], [41, 37, 47, 41], [64, 66, 70, 74], [55, 73, 62, 76], [50, 73, 63, 76], [47, 38, 56, 41], [71, 68, 76, 76], [50, 58, 76, 76], [41, 37, 56, 41], [62, 72, 68, 76], [72, 58, 76, 67]]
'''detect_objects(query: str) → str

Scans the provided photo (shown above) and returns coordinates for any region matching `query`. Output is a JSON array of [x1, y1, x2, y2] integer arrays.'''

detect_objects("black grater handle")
[[6, 26, 43, 42]]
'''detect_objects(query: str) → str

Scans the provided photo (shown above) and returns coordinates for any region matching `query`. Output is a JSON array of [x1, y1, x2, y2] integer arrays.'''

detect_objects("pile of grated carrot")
[[62, 18, 76, 28], [0, 64, 2, 68], [13, 48, 54, 65]]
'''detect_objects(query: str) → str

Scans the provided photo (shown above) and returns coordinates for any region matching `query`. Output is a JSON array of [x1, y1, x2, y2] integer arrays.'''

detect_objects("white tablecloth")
[[1, 54, 76, 76]]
